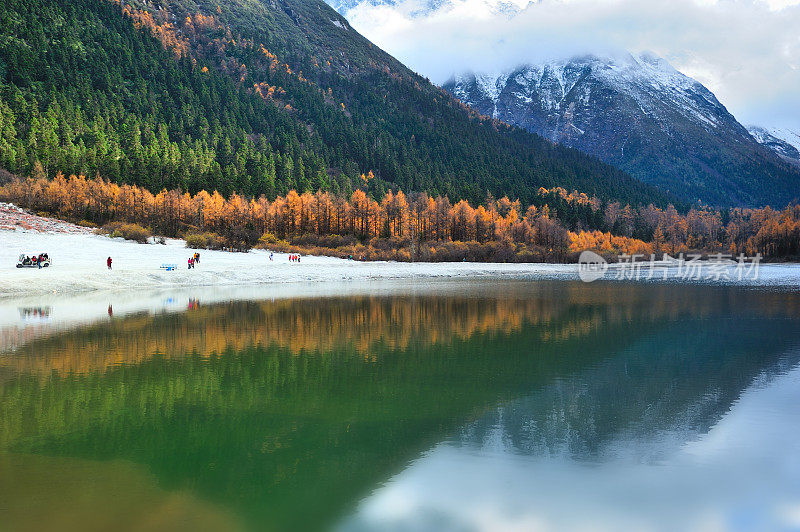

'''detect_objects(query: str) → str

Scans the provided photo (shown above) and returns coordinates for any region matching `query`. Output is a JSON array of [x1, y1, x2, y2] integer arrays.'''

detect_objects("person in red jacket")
[[107, 256, 112, 270]]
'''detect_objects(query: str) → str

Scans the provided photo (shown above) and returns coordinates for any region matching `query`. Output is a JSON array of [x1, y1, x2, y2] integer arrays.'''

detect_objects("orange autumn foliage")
[[2, 174, 799, 260], [568, 230, 653, 256]]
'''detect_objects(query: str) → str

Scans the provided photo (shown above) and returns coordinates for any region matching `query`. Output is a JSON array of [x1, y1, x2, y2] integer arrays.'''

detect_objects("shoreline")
[[1, 227, 799, 354], [1, 204, 799, 303], [0, 227, 583, 299], [0, 201, 582, 299], [4, 228, 799, 299]]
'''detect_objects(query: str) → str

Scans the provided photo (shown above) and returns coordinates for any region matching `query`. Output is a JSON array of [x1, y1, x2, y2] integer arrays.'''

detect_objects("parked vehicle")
[[16, 253, 51, 268]]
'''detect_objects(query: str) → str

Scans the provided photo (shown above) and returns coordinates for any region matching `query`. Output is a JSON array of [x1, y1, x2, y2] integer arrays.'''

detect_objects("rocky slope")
[[748, 126, 800, 168]]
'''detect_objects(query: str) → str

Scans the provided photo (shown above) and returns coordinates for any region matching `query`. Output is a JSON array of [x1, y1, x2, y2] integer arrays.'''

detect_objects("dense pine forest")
[[0, 0, 676, 207]]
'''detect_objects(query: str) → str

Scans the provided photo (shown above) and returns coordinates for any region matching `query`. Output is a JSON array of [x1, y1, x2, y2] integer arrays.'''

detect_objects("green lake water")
[[1, 281, 800, 531]]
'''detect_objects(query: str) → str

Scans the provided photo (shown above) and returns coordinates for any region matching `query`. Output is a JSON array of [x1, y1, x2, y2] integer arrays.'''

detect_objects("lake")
[[1, 280, 800, 531]]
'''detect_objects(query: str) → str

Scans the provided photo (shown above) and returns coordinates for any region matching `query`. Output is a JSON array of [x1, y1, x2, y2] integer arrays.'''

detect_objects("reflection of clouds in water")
[[684, 358, 800, 466], [341, 356, 800, 531]]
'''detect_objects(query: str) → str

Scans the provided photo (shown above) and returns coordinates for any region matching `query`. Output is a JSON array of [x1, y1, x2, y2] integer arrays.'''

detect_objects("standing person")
[[107, 256, 112, 270], [188, 257, 192, 269], [269, 252, 274, 261], [194, 252, 200, 264]]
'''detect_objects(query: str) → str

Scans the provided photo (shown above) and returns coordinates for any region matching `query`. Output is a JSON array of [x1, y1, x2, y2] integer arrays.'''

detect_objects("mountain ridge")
[[443, 52, 800, 207], [0, 0, 677, 208]]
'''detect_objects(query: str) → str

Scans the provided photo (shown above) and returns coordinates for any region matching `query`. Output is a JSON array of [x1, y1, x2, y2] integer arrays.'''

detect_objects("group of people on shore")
[[20, 253, 50, 268], [104, 250, 314, 270]]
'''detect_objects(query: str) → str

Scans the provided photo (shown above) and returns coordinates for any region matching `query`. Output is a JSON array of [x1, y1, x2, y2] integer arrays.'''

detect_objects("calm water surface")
[[1, 281, 800, 531]]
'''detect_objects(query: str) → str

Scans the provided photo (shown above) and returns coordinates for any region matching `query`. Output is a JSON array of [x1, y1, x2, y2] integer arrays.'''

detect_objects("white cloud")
[[339, 0, 800, 129]]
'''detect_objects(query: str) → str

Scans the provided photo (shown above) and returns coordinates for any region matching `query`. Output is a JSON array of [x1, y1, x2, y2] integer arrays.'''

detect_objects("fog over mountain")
[[326, 0, 800, 132]]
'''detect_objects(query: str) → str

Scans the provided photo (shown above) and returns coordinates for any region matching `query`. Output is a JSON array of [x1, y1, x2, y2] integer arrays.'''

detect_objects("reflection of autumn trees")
[[3, 291, 651, 531], [2, 175, 799, 259], [6, 285, 800, 377]]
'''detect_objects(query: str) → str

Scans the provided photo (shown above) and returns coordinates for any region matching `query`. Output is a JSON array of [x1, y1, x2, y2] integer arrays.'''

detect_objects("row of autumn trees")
[[1, 173, 799, 260]]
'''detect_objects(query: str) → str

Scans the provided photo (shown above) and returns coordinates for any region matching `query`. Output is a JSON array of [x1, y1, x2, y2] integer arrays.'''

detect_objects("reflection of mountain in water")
[[458, 317, 800, 461], [1, 282, 800, 530]]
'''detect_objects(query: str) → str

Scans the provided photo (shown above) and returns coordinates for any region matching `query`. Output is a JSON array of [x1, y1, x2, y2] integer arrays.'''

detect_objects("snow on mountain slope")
[[444, 52, 800, 207], [450, 53, 722, 132], [748, 126, 800, 166]]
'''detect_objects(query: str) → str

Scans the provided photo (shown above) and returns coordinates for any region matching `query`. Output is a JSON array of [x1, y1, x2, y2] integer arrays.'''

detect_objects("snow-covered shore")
[[2, 202, 800, 301], [0, 203, 585, 300], [0, 207, 578, 352], [0, 227, 581, 299]]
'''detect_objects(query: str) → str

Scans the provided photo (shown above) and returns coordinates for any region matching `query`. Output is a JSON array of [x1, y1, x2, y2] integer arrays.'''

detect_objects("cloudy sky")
[[335, 0, 800, 130]]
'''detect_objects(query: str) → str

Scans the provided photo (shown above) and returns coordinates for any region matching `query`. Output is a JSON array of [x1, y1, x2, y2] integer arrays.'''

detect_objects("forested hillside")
[[0, 0, 675, 206]]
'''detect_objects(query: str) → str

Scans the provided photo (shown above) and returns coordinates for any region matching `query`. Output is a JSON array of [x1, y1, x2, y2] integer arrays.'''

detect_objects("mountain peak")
[[444, 52, 800, 206], [453, 53, 723, 129]]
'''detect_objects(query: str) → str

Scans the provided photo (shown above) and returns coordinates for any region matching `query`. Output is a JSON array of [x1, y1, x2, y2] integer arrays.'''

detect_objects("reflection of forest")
[[4, 282, 800, 377], [1, 283, 799, 531]]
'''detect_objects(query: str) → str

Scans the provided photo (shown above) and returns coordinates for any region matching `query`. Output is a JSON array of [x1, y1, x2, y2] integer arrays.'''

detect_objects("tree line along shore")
[[1, 173, 799, 262]]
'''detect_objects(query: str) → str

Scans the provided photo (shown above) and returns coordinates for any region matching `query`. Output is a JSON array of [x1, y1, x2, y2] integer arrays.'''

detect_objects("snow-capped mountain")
[[444, 53, 800, 206], [748, 126, 800, 167]]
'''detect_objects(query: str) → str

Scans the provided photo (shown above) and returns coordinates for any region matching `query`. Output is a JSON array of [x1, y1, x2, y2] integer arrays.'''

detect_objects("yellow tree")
[[350, 189, 369, 237], [452, 200, 476, 242]]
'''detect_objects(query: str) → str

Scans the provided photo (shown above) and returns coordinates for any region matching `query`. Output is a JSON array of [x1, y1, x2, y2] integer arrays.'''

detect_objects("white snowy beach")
[[5, 223, 798, 294], [2, 204, 800, 297], [0, 202, 595, 303], [0, 222, 582, 298], [0, 203, 576, 350]]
